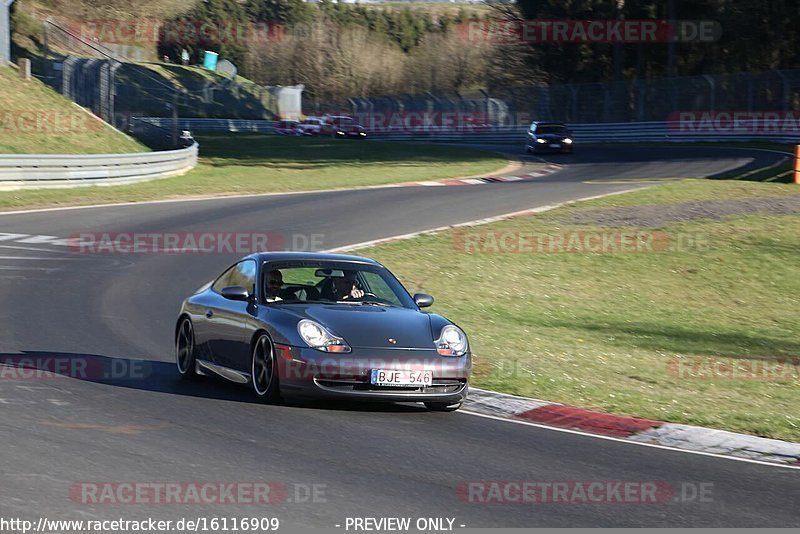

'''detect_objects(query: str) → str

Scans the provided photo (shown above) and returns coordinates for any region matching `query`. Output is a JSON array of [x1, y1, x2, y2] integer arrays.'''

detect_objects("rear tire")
[[424, 401, 462, 412], [251, 333, 281, 403], [175, 317, 198, 380]]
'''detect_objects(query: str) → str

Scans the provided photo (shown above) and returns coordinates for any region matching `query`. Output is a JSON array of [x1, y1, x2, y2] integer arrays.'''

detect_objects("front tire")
[[424, 401, 462, 412], [251, 333, 281, 403], [175, 317, 198, 380]]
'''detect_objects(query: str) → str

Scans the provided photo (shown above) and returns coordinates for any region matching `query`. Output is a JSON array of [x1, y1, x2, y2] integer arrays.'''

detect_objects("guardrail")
[[368, 122, 800, 144], [0, 143, 199, 190], [136, 117, 800, 145], [137, 117, 277, 134]]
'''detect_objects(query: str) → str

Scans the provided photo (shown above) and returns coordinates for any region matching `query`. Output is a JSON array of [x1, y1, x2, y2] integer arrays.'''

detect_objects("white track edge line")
[[323, 187, 800, 469], [460, 410, 800, 470], [323, 187, 648, 253], [0, 144, 786, 217]]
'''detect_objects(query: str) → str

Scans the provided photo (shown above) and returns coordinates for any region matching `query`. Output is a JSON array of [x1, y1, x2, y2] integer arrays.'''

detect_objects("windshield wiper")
[[358, 301, 400, 307], [332, 300, 396, 307]]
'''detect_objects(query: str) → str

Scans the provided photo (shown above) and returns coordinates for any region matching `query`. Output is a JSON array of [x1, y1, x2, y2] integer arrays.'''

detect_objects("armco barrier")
[[136, 118, 276, 134], [369, 121, 800, 144], [0, 143, 199, 190], [136, 118, 800, 145]]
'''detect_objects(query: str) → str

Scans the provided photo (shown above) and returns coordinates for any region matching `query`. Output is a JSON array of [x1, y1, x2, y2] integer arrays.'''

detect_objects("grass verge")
[[0, 134, 508, 211], [0, 67, 146, 154], [363, 178, 800, 441]]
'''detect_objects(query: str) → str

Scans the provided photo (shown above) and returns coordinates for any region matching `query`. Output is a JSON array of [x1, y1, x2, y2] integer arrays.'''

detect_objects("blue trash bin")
[[203, 51, 219, 71]]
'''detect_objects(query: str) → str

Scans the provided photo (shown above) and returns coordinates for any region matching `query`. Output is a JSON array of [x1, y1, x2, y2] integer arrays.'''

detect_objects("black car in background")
[[525, 122, 574, 154]]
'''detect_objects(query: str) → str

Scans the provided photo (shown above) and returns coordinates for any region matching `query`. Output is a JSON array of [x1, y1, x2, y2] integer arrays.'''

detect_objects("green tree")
[[246, 0, 313, 26], [159, 0, 250, 67]]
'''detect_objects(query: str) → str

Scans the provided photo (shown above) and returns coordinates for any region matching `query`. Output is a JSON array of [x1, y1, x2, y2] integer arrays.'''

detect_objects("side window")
[[212, 260, 257, 296], [228, 260, 257, 296], [211, 265, 236, 293]]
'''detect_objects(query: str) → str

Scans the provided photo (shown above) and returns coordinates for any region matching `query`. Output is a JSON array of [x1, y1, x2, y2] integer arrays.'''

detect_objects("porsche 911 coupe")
[[175, 252, 471, 411]]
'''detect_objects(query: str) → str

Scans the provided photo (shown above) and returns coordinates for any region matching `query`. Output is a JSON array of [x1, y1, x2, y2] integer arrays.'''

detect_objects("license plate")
[[370, 369, 433, 387], [549, 143, 560, 148]]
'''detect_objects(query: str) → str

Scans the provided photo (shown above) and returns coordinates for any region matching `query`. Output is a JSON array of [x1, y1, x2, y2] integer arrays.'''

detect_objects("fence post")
[[703, 74, 715, 113], [1, 0, 14, 66], [794, 145, 800, 185], [172, 90, 179, 148], [18, 57, 30, 79]]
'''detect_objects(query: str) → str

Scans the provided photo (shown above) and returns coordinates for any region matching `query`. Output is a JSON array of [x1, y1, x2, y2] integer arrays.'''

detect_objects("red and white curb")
[[326, 195, 800, 469], [465, 388, 800, 466], [405, 164, 562, 187]]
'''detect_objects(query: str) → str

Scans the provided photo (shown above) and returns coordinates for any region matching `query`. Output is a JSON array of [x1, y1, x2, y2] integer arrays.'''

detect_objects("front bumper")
[[334, 131, 367, 138], [529, 141, 572, 153], [276, 345, 470, 403]]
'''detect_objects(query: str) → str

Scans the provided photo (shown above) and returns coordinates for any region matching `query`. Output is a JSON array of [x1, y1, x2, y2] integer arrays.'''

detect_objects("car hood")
[[538, 133, 567, 141], [276, 304, 435, 349]]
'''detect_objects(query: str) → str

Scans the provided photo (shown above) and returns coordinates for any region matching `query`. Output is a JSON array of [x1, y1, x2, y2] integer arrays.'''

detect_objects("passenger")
[[322, 270, 364, 300]]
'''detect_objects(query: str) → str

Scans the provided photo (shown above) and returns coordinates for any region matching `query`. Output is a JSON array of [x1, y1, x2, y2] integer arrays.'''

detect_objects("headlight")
[[563, 138, 573, 144], [536, 138, 546, 144], [298, 320, 351, 353], [435, 325, 468, 357]]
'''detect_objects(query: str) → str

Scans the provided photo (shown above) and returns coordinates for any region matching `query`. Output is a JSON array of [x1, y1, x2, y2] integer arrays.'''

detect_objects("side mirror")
[[413, 293, 434, 308], [221, 286, 250, 301]]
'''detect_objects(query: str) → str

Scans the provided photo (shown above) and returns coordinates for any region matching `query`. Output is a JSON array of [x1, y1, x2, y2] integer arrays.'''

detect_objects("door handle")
[[206, 309, 214, 319]]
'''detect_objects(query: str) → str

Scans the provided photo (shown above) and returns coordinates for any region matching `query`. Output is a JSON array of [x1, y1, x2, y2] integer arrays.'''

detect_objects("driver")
[[265, 269, 298, 301], [324, 270, 364, 300]]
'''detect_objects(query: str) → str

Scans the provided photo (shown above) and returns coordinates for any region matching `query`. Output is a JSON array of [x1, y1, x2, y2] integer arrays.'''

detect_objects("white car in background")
[[298, 117, 325, 136]]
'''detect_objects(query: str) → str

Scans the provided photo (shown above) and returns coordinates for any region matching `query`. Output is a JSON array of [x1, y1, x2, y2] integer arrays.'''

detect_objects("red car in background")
[[322, 116, 367, 139]]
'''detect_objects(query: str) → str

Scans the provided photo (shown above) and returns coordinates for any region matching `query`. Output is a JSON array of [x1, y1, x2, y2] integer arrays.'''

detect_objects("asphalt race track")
[[0, 145, 796, 528]]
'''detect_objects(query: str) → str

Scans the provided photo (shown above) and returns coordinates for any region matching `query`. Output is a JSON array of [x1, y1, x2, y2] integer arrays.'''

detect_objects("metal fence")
[[137, 117, 800, 145], [0, 143, 199, 189], [29, 18, 800, 138], [369, 121, 800, 144], [330, 70, 800, 126], [30, 18, 277, 149]]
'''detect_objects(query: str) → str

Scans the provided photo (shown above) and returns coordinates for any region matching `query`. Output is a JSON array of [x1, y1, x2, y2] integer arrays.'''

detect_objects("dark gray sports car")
[[175, 252, 471, 411]]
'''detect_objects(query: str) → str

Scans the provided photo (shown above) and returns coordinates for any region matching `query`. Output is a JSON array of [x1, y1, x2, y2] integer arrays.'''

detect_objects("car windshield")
[[262, 261, 417, 308], [536, 125, 568, 134]]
